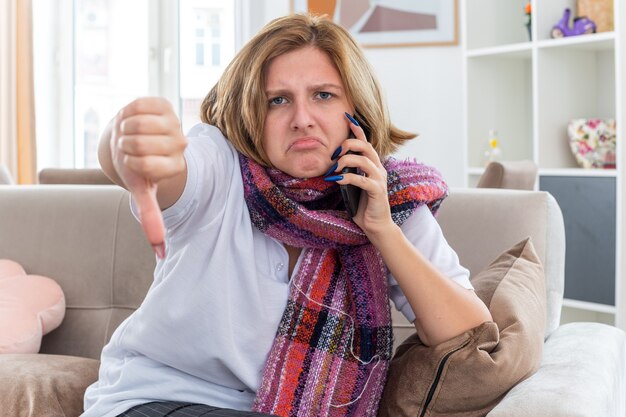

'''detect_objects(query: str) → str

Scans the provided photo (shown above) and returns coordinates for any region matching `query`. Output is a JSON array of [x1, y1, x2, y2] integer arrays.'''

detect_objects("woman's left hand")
[[334, 119, 394, 239]]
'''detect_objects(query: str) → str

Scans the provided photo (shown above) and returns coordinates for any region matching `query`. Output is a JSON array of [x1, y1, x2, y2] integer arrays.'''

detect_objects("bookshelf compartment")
[[537, 46, 616, 169], [466, 55, 533, 168], [465, 0, 531, 50]]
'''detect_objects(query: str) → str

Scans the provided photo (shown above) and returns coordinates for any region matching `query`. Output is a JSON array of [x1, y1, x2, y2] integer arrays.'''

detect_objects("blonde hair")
[[200, 13, 415, 166]]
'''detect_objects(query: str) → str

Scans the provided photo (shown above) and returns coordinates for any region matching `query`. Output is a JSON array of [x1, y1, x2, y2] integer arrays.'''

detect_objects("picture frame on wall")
[[290, 0, 459, 48]]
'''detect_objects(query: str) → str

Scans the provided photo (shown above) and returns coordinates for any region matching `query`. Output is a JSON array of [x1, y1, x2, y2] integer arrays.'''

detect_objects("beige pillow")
[[378, 238, 546, 417], [0, 353, 99, 417]]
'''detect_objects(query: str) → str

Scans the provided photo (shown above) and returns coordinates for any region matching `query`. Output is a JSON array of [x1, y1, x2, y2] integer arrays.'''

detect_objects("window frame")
[[33, 0, 248, 170]]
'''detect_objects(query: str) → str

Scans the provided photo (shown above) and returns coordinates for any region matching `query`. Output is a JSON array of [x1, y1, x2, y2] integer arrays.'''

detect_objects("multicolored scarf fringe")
[[239, 154, 448, 417]]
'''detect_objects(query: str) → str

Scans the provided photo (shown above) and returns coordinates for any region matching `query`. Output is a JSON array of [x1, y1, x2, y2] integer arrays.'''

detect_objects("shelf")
[[470, 167, 616, 178], [536, 32, 615, 51], [466, 42, 532, 58], [463, 0, 623, 325], [539, 168, 617, 177], [562, 298, 616, 315], [465, 33, 615, 58]]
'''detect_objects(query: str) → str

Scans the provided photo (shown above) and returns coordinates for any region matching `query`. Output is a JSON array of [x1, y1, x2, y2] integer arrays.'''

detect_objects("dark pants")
[[117, 401, 278, 417]]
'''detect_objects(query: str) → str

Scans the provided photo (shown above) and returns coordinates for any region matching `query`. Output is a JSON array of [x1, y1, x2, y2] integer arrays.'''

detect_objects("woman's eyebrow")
[[266, 83, 344, 96], [309, 83, 343, 92], [265, 88, 290, 97]]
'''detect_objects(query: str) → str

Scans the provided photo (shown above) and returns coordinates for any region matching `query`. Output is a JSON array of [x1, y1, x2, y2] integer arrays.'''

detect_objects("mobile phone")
[[340, 131, 361, 217], [340, 154, 361, 217]]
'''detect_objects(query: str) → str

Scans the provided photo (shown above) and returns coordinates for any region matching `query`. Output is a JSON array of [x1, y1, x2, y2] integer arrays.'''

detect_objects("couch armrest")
[[487, 322, 626, 417], [438, 189, 565, 338]]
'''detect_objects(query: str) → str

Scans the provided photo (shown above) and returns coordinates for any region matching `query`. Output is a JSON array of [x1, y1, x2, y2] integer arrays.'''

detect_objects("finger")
[[111, 110, 124, 149], [123, 154, 185, 183], [348, 122, 366, 141], [340, 139, 384, 170], [338, 152, 383, 180], [345, 114, 367, 140], [132, 184, 166, 258], [335, 172, 385, 198], [123, 97, 175, 118], [120, 114, 173, 136], [118, 134, 186, 157]]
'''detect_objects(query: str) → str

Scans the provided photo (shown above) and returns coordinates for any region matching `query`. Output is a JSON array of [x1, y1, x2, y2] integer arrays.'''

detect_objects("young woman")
[[82, 13, 491, 417]]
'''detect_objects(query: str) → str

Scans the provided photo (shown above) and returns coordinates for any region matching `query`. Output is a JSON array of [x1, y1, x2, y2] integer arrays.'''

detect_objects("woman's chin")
[[287, 168, 324, 179], [283, 157, 328, 179]]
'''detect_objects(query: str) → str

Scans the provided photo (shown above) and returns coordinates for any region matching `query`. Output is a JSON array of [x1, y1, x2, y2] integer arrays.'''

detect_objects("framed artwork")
[[290, 0, 459, 48]]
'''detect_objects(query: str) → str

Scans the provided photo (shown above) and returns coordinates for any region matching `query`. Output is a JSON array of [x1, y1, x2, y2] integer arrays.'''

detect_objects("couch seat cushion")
[[0, 353, 99, 417]]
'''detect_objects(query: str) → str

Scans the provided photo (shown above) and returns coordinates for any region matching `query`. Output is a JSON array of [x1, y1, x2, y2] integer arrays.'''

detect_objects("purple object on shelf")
[[551, 8, 596, 38]]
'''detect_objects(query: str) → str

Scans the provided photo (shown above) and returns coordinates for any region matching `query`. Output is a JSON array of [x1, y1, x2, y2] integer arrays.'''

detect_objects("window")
[[209, 12, 222, 67], [74, 0, 151, 168], [195, 43, 205, 66], [180, 2, 234, 131], [32, 0, 237, 170]]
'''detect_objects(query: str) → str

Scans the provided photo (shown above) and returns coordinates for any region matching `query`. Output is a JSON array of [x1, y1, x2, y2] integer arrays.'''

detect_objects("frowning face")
[[262, 46, 354, 178]]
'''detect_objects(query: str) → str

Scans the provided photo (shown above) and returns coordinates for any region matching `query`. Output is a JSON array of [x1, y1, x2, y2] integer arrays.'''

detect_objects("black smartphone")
[[340, 131, 361, 217]]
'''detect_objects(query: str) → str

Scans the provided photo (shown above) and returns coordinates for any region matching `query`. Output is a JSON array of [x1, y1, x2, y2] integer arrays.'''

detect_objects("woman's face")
[[262, 46, 353, 178]]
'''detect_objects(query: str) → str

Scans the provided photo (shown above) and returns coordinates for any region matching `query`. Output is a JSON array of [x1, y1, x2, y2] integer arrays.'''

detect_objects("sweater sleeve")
[[131, 123, 238, 239]]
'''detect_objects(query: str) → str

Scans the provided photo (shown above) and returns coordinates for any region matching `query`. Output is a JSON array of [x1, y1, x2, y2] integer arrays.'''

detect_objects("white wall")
[[366, 47, 464, 186], [247, 1, 464, 186]]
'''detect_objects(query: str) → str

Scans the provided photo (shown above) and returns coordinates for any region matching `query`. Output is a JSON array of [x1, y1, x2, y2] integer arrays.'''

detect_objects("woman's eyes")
[[268, 92, 333, 106], [270, 96, 287, 106], [317, 91, 333, 100]]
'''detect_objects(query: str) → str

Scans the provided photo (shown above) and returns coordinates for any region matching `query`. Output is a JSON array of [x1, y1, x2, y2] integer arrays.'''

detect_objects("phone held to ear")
[[340, 154, 361, 217], [340, 130, 361, 217]]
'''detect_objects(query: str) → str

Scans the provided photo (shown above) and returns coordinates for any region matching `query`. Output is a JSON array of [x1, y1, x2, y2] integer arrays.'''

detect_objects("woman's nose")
[[290, 100, 315, 130]]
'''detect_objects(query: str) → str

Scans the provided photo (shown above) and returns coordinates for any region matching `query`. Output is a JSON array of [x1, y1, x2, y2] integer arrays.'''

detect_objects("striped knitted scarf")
[[239, 154, 448, 417]]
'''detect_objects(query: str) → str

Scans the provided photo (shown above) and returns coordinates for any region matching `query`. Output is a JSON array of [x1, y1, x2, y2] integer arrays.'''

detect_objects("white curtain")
[[0, 0, 36, 184], [0, 0, 18, 178]]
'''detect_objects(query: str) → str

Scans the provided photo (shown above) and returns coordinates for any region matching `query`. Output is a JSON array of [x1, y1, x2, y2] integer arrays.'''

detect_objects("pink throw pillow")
[[0, 259, 66, 353]]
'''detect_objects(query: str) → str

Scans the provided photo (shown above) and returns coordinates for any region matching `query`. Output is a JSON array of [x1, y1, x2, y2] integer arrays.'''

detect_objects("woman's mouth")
[[288, 137, 323, 151]]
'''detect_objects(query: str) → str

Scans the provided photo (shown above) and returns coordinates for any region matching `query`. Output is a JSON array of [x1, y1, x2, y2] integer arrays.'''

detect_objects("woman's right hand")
[[110, 97, 188, 258]]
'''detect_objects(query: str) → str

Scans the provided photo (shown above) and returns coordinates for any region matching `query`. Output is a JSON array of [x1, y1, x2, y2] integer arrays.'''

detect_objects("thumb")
[[132, 183, 166, 259]]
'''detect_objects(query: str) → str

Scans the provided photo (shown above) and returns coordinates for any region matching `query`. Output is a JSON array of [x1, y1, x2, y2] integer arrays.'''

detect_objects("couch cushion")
[[378, 238, 546, 417], [0, 186, 155, 359], [38, 168, 114, 185], [0, 259, 65, 353], [0, 353, 99, 417]]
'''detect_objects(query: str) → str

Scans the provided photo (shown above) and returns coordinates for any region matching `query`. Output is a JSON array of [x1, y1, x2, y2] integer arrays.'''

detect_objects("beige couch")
[[0, 165, 14, 185], [0, 185, 624, 416], [38, 168, 114, 185]]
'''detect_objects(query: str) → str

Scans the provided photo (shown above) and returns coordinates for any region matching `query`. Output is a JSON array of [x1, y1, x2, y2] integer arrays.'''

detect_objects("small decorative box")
[[577, 0, 614, 33]]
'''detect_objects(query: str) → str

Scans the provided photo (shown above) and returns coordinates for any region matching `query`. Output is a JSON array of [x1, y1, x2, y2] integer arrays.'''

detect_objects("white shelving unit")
[[461, 0, 626, 329]]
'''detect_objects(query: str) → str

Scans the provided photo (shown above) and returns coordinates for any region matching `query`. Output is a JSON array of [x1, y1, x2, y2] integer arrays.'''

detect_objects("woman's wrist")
[[365, 221, 404, 251]]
